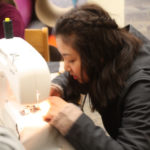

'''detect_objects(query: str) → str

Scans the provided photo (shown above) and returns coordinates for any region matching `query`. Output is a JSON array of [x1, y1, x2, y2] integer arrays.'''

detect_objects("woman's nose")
[[64, 63, 71, 72]]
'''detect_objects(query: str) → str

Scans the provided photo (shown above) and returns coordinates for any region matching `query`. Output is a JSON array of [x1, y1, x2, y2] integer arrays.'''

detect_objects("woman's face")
[[56, 36, 88, 83]]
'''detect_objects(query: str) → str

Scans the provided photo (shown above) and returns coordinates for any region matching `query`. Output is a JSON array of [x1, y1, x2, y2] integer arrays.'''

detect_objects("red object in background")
[[0, 3, 25, 39], [14, 0, 33, 27], [48, 34, 57, 47]]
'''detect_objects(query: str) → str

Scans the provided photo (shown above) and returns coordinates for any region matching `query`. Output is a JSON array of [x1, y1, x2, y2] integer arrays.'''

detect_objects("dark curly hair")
[[54, 4, 142, 110]]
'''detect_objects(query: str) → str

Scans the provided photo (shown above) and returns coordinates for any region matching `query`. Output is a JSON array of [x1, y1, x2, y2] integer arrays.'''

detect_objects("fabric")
[[0, 126, 25, 150], [51, 25, 150, 150], [0, 2, 25, 39]]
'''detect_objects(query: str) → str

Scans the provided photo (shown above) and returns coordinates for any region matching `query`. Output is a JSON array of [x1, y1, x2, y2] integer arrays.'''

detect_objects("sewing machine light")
[[20, 99, 50, 116], [17, 100, 51, 131], [39, 100, 51, 116]]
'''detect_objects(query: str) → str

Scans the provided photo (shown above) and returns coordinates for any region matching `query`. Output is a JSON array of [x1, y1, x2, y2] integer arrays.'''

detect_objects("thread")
[[3, 17, 13, 39]]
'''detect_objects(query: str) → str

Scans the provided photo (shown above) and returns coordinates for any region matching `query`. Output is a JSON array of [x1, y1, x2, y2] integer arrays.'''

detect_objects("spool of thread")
[[3, 18, 13, 39]]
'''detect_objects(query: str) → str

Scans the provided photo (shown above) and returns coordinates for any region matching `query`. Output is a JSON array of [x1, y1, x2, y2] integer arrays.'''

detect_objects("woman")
[[44, 3, 150, 150]]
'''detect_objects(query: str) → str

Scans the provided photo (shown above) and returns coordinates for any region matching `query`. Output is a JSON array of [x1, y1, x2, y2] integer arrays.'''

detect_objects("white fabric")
[[0, 126, 25, 150]]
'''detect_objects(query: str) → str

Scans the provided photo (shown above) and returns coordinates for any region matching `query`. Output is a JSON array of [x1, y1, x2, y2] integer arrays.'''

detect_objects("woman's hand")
[[43, 96, 68, 122], [49, 86, 63, 97]]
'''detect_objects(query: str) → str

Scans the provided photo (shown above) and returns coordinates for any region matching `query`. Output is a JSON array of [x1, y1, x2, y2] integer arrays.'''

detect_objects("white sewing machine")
[[0, 37, 75, 150]]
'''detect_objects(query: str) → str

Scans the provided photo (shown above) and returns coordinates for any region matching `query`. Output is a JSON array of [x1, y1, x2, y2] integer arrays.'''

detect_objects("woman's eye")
[[69, 60, 75, 63]]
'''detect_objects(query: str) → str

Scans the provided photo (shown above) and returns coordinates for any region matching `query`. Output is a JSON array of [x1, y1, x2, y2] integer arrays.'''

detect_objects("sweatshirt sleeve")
[[51, 72, 70, 94], [53, 80, 150, 150]]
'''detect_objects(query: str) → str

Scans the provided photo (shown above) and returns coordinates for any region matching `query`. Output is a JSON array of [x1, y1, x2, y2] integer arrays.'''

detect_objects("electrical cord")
[[81, 94, 87, 111]]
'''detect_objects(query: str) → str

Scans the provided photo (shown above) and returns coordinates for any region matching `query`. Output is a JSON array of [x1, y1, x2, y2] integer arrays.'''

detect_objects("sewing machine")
[[0, 37, 75, 150]]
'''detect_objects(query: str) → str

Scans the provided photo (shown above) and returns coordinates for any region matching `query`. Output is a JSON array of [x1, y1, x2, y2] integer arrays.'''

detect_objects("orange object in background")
[[25, 27, 50, 61], [48, 34, 62, 61], [48, 34, 57, 47]]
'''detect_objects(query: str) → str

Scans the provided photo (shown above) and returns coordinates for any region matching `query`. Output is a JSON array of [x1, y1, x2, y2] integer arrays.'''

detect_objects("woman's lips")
[[70, 73, 78, 80], [73, 75, 78, 80]]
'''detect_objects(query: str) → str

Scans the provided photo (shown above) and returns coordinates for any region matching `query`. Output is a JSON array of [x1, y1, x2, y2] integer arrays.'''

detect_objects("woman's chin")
[[78, 78, 84, 83]]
